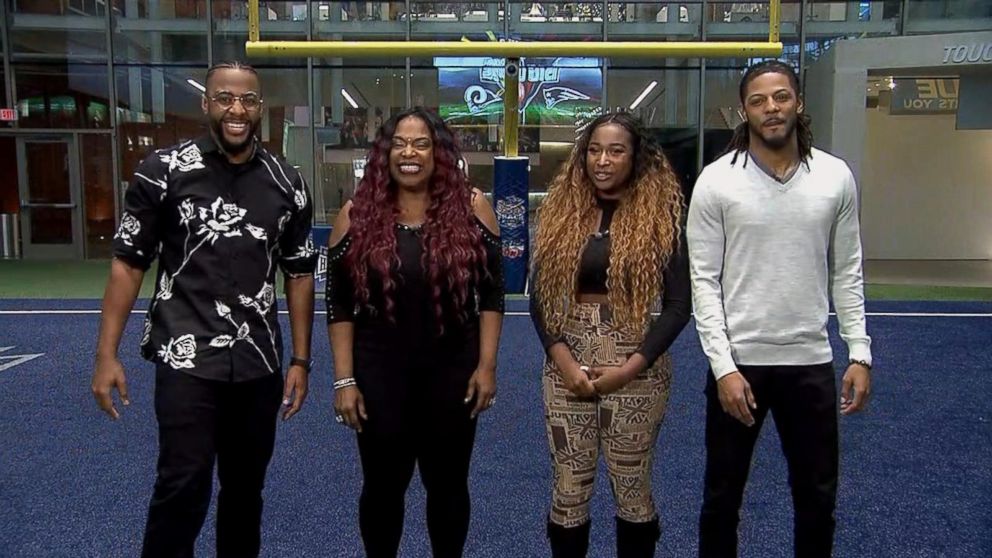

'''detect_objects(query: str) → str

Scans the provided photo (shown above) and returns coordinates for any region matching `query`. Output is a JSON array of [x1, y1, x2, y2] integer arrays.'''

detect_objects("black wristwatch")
[[849, 359, 872, 371], [289, 356, 312, 373]]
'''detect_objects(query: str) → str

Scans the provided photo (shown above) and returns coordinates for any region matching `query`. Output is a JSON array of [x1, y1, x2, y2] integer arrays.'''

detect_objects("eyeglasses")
[[208, 92, 263, 111], [390, 137, 432, 152]]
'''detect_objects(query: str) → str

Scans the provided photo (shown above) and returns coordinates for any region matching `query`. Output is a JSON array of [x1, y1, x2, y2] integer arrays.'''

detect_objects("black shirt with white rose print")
[[113, 136, 317, 382]]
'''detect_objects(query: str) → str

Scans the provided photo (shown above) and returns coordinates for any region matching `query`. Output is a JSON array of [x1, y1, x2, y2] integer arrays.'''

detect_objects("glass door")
[[17, 135, 83, 259]]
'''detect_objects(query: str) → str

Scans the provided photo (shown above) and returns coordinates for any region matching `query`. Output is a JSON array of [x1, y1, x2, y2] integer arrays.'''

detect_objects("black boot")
[[616, 516, 660, 558], [547, 518, 591, 558]]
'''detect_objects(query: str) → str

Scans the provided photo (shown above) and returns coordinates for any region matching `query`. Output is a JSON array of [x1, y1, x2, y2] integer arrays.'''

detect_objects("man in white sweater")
[[687, 60, 873, 558]]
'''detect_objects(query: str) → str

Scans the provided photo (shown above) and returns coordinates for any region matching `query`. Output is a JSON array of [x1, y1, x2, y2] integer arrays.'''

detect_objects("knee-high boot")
[[616, 516, 660, 558], [547, 518, 591, 558]]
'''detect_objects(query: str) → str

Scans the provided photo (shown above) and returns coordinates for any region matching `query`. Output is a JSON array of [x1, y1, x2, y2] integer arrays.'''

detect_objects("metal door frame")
[[16, 133, 84, 259]]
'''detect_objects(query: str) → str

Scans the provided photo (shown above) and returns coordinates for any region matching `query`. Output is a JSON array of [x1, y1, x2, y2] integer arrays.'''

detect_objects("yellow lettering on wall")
[[916, 79, 937, 99], [936, 79, 959, 99]]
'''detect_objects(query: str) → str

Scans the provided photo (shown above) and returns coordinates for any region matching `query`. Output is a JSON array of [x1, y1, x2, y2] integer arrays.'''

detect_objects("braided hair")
[[205, 61, 258, 89]]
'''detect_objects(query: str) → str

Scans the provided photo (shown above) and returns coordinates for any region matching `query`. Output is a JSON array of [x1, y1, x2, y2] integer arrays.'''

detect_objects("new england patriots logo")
[[464, 58, 591, 123]]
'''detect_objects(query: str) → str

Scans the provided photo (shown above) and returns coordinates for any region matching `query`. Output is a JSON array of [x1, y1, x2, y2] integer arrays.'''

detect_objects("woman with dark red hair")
[[325, 107, 504, 558]]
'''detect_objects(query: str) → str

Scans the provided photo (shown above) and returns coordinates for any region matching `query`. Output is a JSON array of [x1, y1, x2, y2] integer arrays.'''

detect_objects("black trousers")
[[698, 363, 839, 558], [141, 366, 283, 558], [354, 338, 479, 558]]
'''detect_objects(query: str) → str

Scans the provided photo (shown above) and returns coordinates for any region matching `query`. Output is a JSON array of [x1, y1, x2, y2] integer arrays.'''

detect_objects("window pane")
[[15, 63, 111, 129], [81, 134, 114, 258], [10, 1, 106, 60], [254, 68, 313, 197], [608, 66, 699, 190], [214, 0, 309, 66], [314, 64, 406, 223], [116, 65, 207, 185], [509, 1, 604, 40], [13, 0, 106, 16], [24, 140, 72, 244], [606, 1, 701, 40], [0, 69, 11, 129], [0, 137, 19, 214], [805, 1, 900, 41], [905, 0, 992, 35], [114, 0, 209, 64], [409, 1, 502, 38], [9, 29, 107, 61]]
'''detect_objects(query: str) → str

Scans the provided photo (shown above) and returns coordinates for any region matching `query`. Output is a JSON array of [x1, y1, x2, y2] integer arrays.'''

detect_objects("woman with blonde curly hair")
[[530, 112, 691, 558]]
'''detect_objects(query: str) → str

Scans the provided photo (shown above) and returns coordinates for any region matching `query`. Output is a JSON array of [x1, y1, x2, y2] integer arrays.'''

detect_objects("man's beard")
[[210, 118, 259, 155], [749, 117, 796, 150]]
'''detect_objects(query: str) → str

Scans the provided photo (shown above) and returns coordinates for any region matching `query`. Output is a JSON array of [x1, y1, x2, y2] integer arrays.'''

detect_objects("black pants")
[[141, 366, 283, 558], [354, 339, 479, 558], [698, 363, 839, 558]]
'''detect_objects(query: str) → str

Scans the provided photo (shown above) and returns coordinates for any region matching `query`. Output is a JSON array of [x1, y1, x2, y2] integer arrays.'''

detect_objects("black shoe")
[[547, 518, 591, 558], [616, 516, 661, 558]]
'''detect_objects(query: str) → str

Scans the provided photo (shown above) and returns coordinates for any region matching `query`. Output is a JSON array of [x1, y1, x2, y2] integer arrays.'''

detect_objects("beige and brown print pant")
[[543, 303, 673, 527]]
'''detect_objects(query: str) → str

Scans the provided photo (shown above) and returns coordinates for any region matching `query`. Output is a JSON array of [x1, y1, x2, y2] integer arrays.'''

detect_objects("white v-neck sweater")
[[687, 148, 872, 379]]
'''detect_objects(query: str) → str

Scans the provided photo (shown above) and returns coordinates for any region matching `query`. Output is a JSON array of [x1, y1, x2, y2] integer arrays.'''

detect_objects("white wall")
[[805, 30, 992, 185], [861, 109, 992, 259]]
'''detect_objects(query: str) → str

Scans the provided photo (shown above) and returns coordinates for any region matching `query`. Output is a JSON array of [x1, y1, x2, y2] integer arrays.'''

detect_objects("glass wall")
[[0, 0, 987, 257], [82, 134, 115, 258]]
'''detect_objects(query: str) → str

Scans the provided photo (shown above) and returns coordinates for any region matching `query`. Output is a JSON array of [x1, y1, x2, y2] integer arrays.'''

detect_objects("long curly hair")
[[533, 112, 684, 335], [346, 108, 486, 331]]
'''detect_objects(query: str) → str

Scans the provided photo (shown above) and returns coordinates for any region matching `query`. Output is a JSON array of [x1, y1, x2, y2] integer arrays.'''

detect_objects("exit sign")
[[0, 108, 15, 121]]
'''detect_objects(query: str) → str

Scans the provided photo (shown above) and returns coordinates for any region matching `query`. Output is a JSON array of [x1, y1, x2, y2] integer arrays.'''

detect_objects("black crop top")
[[530, 198, 691, 367], [576, 198, 618, 294], [326, 217, 505, 330]]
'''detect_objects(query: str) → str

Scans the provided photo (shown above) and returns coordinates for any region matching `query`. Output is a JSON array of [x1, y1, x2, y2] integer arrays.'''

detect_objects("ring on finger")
[[334, 414, 344, 423]]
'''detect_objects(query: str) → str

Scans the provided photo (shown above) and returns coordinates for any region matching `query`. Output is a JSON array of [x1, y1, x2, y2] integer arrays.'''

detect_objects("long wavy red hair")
[[346, 108, 486, 330]]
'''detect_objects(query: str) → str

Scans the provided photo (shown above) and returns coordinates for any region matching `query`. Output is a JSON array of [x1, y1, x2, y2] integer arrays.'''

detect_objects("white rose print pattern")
[[157, 334, 198, 370], [113, 138, 316, 380]]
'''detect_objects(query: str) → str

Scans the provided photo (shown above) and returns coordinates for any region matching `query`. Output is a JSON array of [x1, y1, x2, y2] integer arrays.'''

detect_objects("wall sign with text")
[[942, 43, 992, 65], [889, 78, 959, 115]]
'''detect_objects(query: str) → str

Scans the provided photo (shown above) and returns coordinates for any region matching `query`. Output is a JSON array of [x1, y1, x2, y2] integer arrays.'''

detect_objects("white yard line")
[[1, 310, 990, 318]]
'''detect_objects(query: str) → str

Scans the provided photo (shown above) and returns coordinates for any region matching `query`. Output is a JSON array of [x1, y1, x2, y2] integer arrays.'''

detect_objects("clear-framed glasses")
[[208, 92, 263, 111]]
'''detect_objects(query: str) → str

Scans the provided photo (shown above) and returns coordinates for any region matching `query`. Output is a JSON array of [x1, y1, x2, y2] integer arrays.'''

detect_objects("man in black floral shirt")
[[91, 62, 316, 558]]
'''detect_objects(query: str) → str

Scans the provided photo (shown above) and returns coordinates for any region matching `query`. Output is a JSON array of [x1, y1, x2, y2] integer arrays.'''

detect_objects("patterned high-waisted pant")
[[543, 303, 673, 527]]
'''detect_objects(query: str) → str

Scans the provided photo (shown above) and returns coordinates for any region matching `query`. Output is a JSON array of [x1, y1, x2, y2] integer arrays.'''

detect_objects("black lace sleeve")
[[325, 235, 356, 324], [476, 218, 505, 313]]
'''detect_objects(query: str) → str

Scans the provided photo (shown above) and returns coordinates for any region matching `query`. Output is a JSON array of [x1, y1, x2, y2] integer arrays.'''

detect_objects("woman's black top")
[[530, 198, 691, 367], [326, 217, 504, 351]]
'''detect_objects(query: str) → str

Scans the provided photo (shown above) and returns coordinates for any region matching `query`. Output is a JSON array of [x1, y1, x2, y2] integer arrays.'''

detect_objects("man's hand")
[[716, 371, 757, 426], [840, 363, 871, 415], [465, 366, 497, 419], [92, 355, 130, 420], [281, 364, 309, 421], [334, 383, 367, 432]]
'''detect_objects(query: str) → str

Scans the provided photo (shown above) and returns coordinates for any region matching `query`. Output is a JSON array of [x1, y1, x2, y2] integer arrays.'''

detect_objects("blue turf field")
[[0, 299, 990, 557]]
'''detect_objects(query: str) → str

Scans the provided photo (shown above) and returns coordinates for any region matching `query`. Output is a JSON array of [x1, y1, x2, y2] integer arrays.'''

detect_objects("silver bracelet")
[[333, 377, 357, 391]]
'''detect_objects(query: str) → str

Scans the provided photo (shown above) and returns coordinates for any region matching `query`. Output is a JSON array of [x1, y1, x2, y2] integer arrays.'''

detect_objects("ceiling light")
[[341, 89, 359, 109], [629, 81, 658, 110]]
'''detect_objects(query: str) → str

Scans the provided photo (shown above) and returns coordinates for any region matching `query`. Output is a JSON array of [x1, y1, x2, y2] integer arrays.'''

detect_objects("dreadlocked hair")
[[723, 59, 814, 166], [345, 107, 486, 334], [533, 112, 684, 337]]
